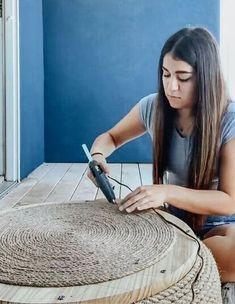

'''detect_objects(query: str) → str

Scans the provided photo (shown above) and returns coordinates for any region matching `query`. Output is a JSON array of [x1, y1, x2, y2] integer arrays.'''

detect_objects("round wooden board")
[[0, 201, 198, 304]]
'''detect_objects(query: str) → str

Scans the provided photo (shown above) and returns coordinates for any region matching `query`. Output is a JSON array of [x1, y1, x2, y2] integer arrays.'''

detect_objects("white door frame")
[[4, 0, 20, 181], [0, 0, 5, 177], [220, 0, 235, 100]]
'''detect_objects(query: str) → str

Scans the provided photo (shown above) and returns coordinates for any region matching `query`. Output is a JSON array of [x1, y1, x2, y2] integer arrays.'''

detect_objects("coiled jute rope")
[[0, 200, 175, 287], [0, 200, 222, 303]]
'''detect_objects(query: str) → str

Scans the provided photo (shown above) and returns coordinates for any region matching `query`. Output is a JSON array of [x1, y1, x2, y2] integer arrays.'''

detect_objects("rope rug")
[[0, 200, 175, 287]]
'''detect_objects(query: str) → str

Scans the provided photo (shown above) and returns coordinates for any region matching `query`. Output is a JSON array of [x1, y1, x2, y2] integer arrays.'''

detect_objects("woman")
[[88, 27, 235, 283]]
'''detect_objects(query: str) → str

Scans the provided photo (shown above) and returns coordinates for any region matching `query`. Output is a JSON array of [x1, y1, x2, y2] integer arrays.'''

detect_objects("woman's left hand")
[[118, 185, 169, 213]]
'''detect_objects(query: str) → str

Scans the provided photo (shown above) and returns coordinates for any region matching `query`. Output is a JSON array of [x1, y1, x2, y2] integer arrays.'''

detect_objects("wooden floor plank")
[[70, 167, 98, 201], [0, 181, 17, 200], [27, 163, 56, 181], [0, 164, 57, 211], [120, 164, 141, 198], [0, 178, 37, 211], [96, 163, 122, 200], [15, 164, 72, 207], [139, 164, 152, 185], [45, 163, 87, 203], [0, 163, 151, 210]]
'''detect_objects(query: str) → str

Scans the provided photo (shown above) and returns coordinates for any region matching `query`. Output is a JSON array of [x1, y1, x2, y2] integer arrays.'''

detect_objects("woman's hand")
[[87, 155, 110, 187], [118, 185, 169, 213]]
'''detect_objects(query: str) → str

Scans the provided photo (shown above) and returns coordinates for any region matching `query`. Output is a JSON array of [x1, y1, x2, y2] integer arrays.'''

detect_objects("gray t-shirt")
[[138, 93, 235, 227], [138, 93, 235, 187]]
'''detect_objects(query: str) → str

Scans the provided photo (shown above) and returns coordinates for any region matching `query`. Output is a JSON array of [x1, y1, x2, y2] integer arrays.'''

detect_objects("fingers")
[[118, 187, 148, 212], [98, 162, 110, 175], [86, 154, 110, 186], [119, 186, 142, 204], [118, 185, 163, 213], [87, 170, 98, 187], [122, 198, 154, 213], [92, 154, 110, 174], [136, 201, 155, 211]]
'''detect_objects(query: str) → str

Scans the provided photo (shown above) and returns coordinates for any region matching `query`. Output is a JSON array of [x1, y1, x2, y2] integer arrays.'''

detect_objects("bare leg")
[[203, 224, 235, 282]]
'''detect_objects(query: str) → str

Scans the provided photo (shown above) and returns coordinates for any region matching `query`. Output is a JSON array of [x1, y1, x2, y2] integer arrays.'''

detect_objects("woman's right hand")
[[87, 154, 110, 187]]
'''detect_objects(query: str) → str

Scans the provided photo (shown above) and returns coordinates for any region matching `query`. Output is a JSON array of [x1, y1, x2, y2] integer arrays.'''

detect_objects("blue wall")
[[43, 0, 219, 163], [20, 0, 44, 179], [19, 0, 220, 177]]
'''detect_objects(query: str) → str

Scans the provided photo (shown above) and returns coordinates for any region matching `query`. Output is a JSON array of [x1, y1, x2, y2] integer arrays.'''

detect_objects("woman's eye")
[[178, 77, 191, 82], [162, 74, 192, 81]]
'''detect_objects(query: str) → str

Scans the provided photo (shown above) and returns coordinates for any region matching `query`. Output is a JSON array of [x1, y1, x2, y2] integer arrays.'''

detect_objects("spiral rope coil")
[[0, 201, 174, 287]]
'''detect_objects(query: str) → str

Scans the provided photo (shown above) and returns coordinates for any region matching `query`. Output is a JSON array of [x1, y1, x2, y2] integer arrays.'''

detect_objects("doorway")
[[0, 0, 5, 182], [220, 0, 235, 100], [0, 0, 19, 198]]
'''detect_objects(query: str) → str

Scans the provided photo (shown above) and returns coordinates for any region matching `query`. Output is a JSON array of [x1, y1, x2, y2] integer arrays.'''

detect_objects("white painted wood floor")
[[0, 163, 152, 211]]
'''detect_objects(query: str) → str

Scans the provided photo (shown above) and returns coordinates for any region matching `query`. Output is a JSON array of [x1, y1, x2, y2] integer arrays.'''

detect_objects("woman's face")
[[162, 53, 197, 112]]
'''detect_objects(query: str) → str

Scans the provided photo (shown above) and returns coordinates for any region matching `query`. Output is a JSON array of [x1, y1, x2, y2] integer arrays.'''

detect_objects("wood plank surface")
[[15, 164, 72, 207], [45, 163, 87, 203], [0, 164, 56, 210], [120, 164, 141, 198], [0, 163, 153, 211], [70, 167, 97, 201], [27, 163, 56, 181], [139, 164, 152, 185]]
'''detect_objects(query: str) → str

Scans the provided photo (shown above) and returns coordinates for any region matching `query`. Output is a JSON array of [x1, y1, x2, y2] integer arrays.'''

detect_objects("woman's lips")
[[167, 95, 181, 99]]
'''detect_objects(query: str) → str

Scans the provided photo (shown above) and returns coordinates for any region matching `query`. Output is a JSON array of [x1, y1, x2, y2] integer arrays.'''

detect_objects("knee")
[[204, 235, 235, 271]]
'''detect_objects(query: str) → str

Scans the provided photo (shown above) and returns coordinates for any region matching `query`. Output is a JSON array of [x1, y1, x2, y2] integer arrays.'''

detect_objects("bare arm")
[[166, 139, 235, 215], [90, 104, 147, 157], [119, 139, 235, 216], [88, 104, 147, 183]]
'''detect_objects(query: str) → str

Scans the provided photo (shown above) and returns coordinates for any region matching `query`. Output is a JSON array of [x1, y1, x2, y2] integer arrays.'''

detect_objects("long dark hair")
[[153, 27, 229, 232]]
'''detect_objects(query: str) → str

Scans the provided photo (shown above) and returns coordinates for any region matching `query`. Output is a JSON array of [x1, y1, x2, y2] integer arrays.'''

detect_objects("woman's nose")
[[168, 77, 179, 91]]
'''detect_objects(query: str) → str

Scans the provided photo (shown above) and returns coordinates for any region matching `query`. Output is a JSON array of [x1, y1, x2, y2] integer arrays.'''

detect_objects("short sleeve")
[[138, 93, 157, 137], [221, 102, 235, 146]]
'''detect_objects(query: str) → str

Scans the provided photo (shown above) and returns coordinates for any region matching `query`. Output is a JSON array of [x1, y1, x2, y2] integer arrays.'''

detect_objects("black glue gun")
[[82, 144, 116, 204]]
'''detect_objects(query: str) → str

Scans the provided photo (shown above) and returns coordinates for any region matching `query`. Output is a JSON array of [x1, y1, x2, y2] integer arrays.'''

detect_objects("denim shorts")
[[200, 215, 235, 237], [168, 206, 235, 238]]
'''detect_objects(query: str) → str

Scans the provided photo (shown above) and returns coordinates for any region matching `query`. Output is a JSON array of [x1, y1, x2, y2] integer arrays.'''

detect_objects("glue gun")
[[82, 144, 116, 204]]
